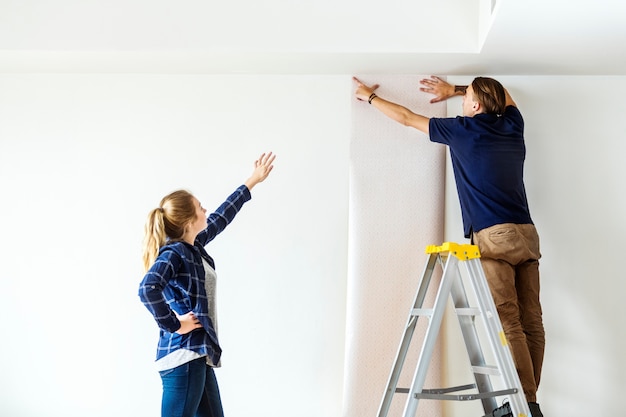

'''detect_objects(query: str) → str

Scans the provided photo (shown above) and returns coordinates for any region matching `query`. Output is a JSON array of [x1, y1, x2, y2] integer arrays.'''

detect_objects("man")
[[353, 76, 545, 417]]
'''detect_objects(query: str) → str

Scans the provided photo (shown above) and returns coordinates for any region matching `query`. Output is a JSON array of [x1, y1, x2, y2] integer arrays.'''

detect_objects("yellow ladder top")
[[425, 242, 481, 260]]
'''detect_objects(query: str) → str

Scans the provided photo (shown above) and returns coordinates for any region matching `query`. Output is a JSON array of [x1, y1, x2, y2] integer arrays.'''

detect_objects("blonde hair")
[[471, 77, 506, 115], [142, 190, 196, 272]]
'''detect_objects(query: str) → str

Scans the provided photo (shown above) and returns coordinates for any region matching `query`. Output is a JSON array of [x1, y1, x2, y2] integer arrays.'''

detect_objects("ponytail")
[[141, 190, 196, 272], [142, 208, 167, 272]]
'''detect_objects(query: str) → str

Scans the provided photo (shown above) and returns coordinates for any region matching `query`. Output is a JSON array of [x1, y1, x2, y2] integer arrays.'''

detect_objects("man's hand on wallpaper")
[[419, 76, 463, 103], [352, 77, 380, 102]]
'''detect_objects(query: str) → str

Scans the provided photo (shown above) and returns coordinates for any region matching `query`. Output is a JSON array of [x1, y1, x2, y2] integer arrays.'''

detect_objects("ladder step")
[[471, 365, 501, 376], [414, 388, 519, 401], [456, 307, 481, 316], [412, 308, 433, 317], [422, 384, 476, 394], [395, 384, 475, 395], [397, 384, 519, 401]]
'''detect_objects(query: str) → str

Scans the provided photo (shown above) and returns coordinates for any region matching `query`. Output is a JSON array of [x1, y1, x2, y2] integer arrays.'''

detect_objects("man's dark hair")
[[472, 77, 506, 115]]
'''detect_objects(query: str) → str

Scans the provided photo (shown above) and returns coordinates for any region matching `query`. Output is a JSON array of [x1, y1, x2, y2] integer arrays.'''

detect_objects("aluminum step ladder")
[[377, 242, 531, 417]]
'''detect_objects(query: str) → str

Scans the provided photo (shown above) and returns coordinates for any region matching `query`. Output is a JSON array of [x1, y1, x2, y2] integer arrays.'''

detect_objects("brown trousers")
[[473, 223, 545, 403]]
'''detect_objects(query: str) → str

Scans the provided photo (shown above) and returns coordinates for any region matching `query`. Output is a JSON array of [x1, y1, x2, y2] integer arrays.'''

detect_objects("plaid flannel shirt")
[[138, 185, 251, 364]]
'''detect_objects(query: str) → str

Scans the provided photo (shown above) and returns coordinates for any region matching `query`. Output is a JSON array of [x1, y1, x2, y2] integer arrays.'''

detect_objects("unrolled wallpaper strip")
[[343, 75, 447, 417]]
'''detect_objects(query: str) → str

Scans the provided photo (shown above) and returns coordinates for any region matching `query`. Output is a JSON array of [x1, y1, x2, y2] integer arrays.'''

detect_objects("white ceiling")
[[1, 0, 625, 75]]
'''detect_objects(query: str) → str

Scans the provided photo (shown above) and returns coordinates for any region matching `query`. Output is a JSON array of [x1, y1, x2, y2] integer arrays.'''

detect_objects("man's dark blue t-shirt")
[[429, 106, 533, 238]]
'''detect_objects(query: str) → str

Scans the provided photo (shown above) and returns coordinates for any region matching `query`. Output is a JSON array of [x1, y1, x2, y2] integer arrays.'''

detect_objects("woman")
[[139, 152, 275, 417]]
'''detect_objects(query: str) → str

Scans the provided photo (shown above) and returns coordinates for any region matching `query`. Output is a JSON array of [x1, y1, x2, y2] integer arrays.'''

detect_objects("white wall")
[[0, 74, 350, 417], [0, 74, 625, 417]]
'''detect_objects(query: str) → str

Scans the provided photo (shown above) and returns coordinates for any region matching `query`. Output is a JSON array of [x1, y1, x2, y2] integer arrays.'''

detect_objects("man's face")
[[462, 85, 479, 117]]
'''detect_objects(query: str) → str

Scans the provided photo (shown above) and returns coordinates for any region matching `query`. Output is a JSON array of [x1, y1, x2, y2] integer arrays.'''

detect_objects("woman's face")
[[189, 197, 207, 237]]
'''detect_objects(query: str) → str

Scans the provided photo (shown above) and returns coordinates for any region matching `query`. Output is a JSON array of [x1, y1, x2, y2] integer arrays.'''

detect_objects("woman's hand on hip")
[[175, 311, 203, 335]]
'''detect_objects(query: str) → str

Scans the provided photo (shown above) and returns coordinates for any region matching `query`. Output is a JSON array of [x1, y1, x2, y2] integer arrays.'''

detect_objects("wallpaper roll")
[[343, 75, 447, 417]]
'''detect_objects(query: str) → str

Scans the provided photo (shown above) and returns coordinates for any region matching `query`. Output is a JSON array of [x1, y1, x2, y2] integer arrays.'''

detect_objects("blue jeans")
[[159, 357, 224, 417]]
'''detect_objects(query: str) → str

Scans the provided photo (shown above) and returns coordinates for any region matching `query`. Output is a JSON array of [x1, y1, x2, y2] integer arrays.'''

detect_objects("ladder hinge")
[[425, 242, 481, 260]]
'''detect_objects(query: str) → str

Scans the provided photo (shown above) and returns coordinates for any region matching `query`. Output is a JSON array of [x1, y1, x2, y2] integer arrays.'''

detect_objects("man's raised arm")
[[353, 76, 431, 134]]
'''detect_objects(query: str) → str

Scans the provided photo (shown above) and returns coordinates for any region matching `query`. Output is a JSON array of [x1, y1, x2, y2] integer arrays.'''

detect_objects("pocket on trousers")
[[159, 367, 176, 377], [159, 362, 189, 377], [477, 225, 519, 259], [487, 226, 517, 244]]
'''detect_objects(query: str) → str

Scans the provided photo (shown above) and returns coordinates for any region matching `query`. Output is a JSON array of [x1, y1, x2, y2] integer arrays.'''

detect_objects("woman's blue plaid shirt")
[[138, 185, 251, 365]]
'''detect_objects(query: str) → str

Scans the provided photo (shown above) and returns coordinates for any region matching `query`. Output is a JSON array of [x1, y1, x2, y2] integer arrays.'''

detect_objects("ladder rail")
[[464, 259, 531, 417], [400, 253, 460, 417], [449, 272, 498, 413], [376, 252, 439, 417]]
